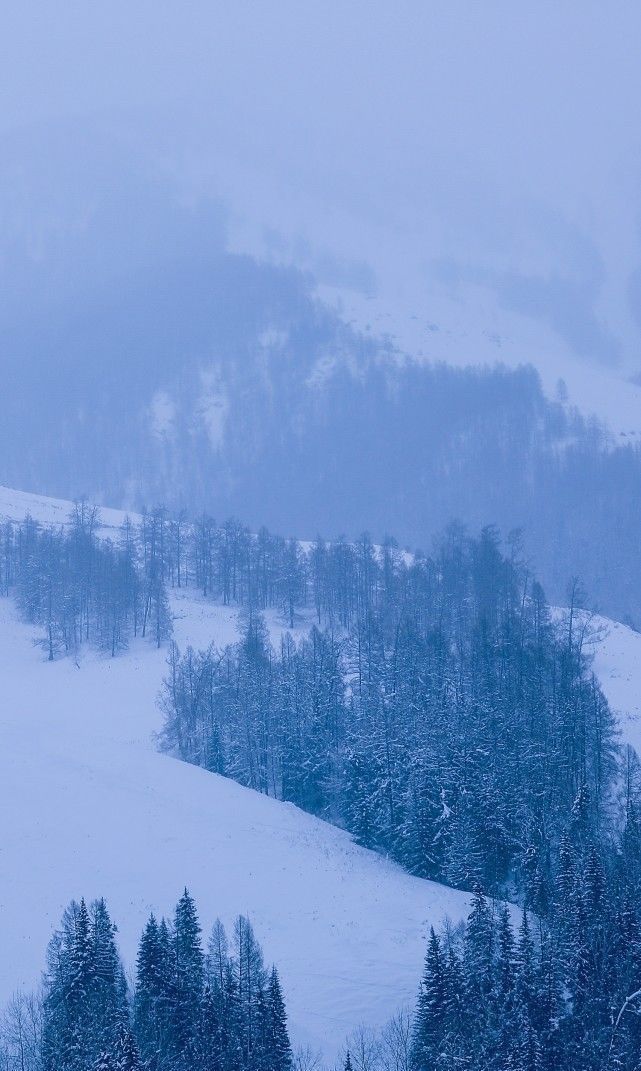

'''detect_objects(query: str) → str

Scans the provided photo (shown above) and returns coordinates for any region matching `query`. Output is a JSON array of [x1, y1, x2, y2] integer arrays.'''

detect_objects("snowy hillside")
[[215, 148, 641, 442], [3, 486, 641, 1058], [589, 615, 641, 756], [0, 554, 472, 1058], [316, 283, 641, 442], [0, 484, 131, 533]]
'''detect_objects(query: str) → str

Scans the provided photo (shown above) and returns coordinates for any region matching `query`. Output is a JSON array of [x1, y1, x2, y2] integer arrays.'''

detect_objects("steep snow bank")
[[0, 592, 471, 1059], [588, 614, 641, 756]]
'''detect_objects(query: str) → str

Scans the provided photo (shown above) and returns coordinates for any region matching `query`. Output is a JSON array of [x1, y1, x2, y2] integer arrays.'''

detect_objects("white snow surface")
[[0, 485, 132, 534], [0, 587, 471, 1059], [214, 152, 641, 442], [588, 615, 641, 757], [316, 285, 641, 442]]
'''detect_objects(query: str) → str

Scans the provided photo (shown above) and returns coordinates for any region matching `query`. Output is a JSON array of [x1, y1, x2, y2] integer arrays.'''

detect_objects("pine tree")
[[233, 914, 267, 1063], [267, 968, 292, 1071], [200, 982, 225, 1071], [222, 959, 245, 1071], [252, 981, 271, 1071], [536, 928, 564, 1071], [65, 898, 96, 1071], [494, 907, 517, 1066], [173, 889, 204, 1066], [134, 914, 174, 1071], [42, 898, 126, 1071], [412, 929, 447, 1071], [462, 886, 498, 1065], [464, 886, 495, 997], [10, 891, 296, 1071], [90, 898, 128, 1054], [496, 907, 516, 1000], [515, 912, 536, 1018], [113, 1026, 142, 1071]]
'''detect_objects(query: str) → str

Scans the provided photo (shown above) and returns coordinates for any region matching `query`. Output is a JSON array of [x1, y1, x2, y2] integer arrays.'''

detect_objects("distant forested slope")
[[1, 130, 640, 623]]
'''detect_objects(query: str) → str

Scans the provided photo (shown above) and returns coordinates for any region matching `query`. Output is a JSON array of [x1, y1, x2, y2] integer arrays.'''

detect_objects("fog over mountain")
[[2, 7, 641, 608], [5, 7, 641, 365], [0, 123, 639, 623]]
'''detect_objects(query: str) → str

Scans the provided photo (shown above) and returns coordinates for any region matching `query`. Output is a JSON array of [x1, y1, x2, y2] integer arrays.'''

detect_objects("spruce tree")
[[113, 1026, 142, 1071], [233, 914, 267, 1061], [412, 928, 447, 1071], [267, 968, 292, 1071], [173, 889, 204, 1066], [134, 914, 174, 1071], [90, 898, 127, 1055]]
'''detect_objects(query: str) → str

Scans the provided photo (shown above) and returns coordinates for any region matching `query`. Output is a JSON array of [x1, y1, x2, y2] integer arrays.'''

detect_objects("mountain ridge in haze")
[[2, 128, 641, 625]]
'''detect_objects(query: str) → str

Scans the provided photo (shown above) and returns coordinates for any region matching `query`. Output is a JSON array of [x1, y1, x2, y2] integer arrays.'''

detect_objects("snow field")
[[0, 590, 472, 1059]]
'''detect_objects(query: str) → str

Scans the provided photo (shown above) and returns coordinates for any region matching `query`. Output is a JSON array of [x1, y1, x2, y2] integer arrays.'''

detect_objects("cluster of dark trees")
[[1, 503, 395, 657], [0, 891, 292, 1071], [0, 505, 172, 658], [160, 523, 618, 903], [412, 799, 641, 1071]]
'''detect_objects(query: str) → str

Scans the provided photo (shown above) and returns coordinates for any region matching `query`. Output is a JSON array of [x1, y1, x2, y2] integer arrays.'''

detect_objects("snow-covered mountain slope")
[[215, 145, 641, 442], [588, 615, 641, 756], [316, 284, 641, 442], [0, 485, 131, 533], [0, 590, 472, 1059]]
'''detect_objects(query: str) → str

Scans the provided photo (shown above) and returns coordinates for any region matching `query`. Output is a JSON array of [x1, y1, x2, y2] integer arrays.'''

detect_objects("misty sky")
[[3, 2, 641, 389]]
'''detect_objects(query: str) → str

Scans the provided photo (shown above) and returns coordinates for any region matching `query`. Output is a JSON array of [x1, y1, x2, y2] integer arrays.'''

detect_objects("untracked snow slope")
[[0, 593, 472, 1059], [316, 284, 641, 442], [0, 484, 131, 534], [588, 615, 641, 757]]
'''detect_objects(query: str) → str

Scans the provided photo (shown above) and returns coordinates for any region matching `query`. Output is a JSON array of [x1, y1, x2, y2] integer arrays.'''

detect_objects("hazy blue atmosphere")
[[3, 3, 641, 376], [2, 7, 641, 1071], [3, 3, 641, 387]]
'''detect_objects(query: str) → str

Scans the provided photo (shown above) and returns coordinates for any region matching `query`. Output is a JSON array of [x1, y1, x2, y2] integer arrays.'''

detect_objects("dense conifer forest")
[[159, 524, 616, 904], [412, 844, 641, 1071], [0, 892, 292, 1071]]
